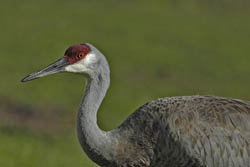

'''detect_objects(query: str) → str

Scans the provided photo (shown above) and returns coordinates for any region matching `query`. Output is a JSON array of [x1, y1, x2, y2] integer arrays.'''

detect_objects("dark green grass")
[[1, 0, 250, 166], [0, 126, 95, 167]]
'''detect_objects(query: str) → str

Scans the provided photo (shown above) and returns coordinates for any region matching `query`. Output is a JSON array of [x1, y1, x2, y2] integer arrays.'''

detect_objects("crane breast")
[[115, 95, 250, 166]]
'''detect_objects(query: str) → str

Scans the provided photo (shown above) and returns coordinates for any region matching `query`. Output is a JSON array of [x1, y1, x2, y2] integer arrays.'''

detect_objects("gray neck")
[[76, 57, 115, 165]]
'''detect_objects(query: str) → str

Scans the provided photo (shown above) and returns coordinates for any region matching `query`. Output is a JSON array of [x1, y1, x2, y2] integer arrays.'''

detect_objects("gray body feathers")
[[104, 96, 250, 167]]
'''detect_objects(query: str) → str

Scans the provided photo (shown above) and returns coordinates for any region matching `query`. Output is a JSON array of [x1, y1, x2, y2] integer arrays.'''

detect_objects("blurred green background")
[[1, 0, 250, 166]]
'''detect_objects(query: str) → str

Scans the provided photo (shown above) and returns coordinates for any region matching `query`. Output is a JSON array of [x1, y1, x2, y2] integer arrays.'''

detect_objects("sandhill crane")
[[22, 43, 250, 167]]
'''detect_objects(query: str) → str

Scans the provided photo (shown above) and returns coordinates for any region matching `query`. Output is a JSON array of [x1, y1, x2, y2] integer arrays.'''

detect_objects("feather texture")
[[110, 96, 250, 166]]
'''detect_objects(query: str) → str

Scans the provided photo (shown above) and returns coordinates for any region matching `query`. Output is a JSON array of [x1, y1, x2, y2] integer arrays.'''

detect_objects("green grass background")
[[1, 0, 250, 166]]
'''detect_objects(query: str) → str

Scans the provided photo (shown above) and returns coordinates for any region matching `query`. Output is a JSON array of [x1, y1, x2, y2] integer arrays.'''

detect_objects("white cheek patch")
[[65, 62, 86, 73], [65, 53, 97, 73], [84, 53, 97, 65]]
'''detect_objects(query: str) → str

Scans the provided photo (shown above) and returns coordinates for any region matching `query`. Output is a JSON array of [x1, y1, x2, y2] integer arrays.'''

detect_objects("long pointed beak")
[[21, 57, 69, 82]]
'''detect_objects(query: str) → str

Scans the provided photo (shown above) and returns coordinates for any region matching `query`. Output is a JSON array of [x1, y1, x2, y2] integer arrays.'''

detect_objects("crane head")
[[21, 43, 98, 82]]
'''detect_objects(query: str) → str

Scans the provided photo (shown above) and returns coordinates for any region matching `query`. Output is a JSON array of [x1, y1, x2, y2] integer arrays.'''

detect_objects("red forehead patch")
[[64, 44, 91, 64]]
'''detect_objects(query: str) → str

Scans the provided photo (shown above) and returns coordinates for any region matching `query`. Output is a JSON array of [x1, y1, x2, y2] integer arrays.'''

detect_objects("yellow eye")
[[79, 53, 83, 57]]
